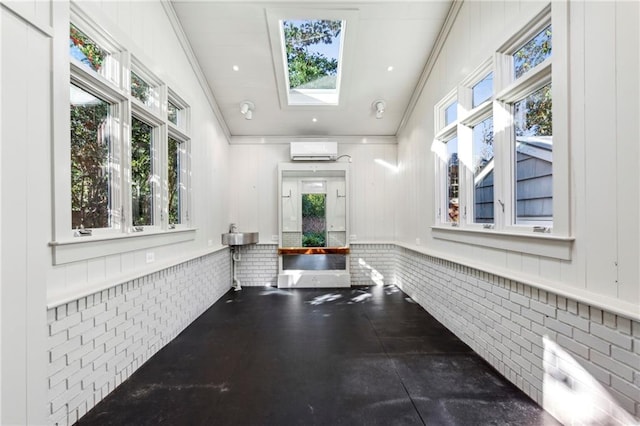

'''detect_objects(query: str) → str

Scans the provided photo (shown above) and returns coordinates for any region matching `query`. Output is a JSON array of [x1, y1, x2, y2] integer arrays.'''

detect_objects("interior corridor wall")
[[1, 1, 232, 424], [395, 1, 639, 319], [228, 141, 398, 244]]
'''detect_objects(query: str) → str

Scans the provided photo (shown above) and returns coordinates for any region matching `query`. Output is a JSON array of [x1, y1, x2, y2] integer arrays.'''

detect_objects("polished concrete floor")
[[78, 286, 559, 425]]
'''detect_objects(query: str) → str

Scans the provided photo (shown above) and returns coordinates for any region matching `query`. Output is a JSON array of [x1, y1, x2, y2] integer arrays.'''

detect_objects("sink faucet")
[[229, 223, 238, 233]]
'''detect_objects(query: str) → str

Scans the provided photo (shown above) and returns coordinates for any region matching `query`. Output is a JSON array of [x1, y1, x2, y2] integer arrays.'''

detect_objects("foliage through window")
[[131, 71, 151, 105], [302, 193, 326, 247], [69, 24, 107, 72], [131, 117, 154, 227], [168, 137, 182, 225], [514, 25, 552, 79], [70, 84, 112, 229], [65, 19, 192, 243], [283, 19, 342, 90]]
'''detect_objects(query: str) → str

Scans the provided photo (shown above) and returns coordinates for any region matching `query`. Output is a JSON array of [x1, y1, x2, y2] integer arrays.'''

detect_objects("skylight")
[[281, 19, 344, 105]]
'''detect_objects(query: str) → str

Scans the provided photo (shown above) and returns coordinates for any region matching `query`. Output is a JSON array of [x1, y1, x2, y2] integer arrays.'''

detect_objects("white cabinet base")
[[277, 272, 350, 288]]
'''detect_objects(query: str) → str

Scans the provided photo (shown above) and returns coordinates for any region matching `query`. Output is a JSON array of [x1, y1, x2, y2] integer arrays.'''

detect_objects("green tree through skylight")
[[283, 20, 342, 90]]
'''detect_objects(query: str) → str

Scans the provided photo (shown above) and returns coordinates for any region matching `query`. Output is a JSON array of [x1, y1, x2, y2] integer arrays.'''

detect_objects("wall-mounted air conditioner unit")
[[290, 141, 338, 161]]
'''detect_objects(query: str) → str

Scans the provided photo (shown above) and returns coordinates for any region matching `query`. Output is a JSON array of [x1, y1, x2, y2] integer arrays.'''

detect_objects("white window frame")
[[166, 129, 191, 230], [458, 59, 495, 230], [433, 88, 459, 226], [50, 7, 195, 265], [431, 3, 573, 260], [128, 109, 164, 232], [495, 12, 553, 234]]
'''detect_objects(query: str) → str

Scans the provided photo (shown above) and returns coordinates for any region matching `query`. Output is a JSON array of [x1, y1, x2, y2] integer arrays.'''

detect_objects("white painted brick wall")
[[350, 244, 397, 286], [48, 243, 640, 424], [394, 246, 640, 423], [233, 244, 278, 287], [47, 249, 231, 426]]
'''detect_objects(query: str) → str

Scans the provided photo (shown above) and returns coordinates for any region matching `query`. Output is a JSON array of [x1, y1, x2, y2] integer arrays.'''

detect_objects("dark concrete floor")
[[77, 285, 559, 426]]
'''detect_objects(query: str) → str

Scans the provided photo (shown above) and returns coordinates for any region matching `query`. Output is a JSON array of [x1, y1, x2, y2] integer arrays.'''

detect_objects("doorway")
[[278, 162, 350, 287]]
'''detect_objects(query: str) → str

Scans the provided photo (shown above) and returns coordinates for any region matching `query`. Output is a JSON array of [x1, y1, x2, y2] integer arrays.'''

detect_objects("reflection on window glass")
[[445, 102, 457, 126], [446, 137, 459, 223], [302, 193, 326, 247], [514, 84, 553, 224], [70, 84, 112, 229], [131, 117, 153, 226], [69, 24, 108, 72], [472, 73, 493, 108], [168, 137, 181, 225], [131, 71, 151, 105], [168, 101, 179, 125], [472, 116, 494, 223], [283, 19, 342, 90], [514, 25, 552, 79]]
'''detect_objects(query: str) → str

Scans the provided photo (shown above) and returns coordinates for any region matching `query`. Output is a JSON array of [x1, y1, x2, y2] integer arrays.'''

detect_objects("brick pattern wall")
[[282, 232, 301, 247], [394, 246, 640, 423], [233, 244, 278, 287], [47, 249, 231, 426], [349, 244, 397, 286]]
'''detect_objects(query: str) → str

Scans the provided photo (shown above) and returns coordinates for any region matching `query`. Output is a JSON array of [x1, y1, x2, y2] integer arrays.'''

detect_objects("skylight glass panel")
[[282, 19, 343, 96]]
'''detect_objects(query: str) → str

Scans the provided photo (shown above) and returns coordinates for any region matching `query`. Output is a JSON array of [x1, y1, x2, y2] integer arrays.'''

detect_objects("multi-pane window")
[[66, 20, 191, 239], [506, 25, 553, 227], [434, 11, 554, 234]]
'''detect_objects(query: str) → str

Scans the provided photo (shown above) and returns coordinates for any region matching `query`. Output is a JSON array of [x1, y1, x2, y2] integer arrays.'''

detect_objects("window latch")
[[74, 228, 92, 237], [533, 226, 551, 233]]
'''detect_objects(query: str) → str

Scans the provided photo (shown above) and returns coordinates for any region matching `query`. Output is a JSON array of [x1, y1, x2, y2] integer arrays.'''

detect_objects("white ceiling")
[[170, 0, 454, 138]]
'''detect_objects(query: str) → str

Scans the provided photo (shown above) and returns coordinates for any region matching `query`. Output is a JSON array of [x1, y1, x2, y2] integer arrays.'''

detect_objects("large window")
[[434, 7, 557, 237], [70, 84, 113, 230], [65, 16, 191, 242]]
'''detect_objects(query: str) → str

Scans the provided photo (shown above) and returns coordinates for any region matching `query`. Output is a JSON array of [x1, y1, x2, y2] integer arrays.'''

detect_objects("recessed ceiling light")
[[232, 65, 239, 71], [387, 66, 394, 72], [312, 118, 318, 123]]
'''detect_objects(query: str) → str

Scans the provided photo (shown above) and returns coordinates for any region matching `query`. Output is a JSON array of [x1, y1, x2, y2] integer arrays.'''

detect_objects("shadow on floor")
[[77, 286, 559, 426]]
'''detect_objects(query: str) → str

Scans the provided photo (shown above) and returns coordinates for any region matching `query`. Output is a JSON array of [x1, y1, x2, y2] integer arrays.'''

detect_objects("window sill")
[[431, 226, 574, 260], [49, 228, 197, 265]]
